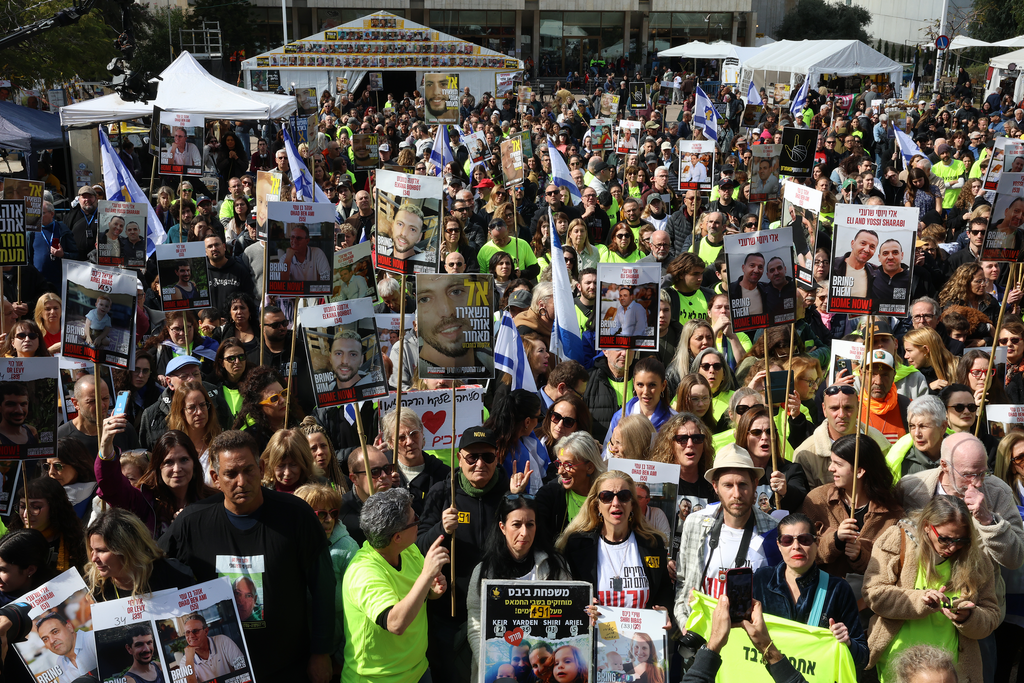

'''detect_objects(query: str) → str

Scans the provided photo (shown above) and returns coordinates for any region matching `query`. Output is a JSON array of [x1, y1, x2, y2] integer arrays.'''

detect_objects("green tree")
[[969, 0, 1022, 43], [129, 3, 189, 78], [775, 0, 872, 42]]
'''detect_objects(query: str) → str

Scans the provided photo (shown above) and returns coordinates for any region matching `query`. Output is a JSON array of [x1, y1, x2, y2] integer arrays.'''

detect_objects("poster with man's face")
[[368, 72, 383, 91], [57, 357, 113, 422], [597, 263, 661, 350], [61, 261, 137, 369], [255, 170, 283, 236], [155, 241, 212, 312], [351, 133, 380, 168], [0, 357, 58, 460], [265, 201, 336, 296], [616, 120, 641, 156], [416, 273, 494, 380], [517, 85, 532, 112], [1, 178, 43, 230], [12, 569, 96, 681], [779, 127, 818, 178], [332, 241, 377, 303], [499, 135, 525, 188], [97, 200, 147, 268], [600, 93, 619, 117], [300, 297, 387, 407], [981, 172, 1024, 262], [983, 138, 1024, 191], [827, 204, 918, 316], [158, 111, 204, 176], [423, 73, 459, 124], [677, 140, 715, 192], [375, 170, 441, 275], [724, 228, 797, 332], [780, 181, 823, 286], [295, 86, 318, 116], [495, 73, 515, 101], [770, 82, 791, 107], [0, 200, 28, 266], [375, 313, 414, 357], [748, 144, 781, 202]]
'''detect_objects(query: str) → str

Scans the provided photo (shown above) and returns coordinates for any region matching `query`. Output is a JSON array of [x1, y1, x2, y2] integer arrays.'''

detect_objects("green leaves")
[[775, 0, 872, 43]]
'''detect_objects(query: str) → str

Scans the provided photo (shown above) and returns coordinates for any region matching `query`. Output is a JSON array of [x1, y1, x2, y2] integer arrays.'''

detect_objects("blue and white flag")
[[790, 78, 809, 119], [746, 80, 763, 107], [548, 207, 585, 364], [428, 124, 454, 176], [893, 127, 923, 167], [98, 128, 165, 258], [545, 135, 582, 205], [494, 310, 538, 393], [282, 128, 331, 204], [693, 85, 719, 142]]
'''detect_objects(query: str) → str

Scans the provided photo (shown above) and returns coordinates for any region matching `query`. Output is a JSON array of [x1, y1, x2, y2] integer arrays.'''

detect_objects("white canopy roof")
[[743, 39, 902, 84], [993, 36, 1024, 49], [60, 52, 295, 128], [948, 36, 993, 50], [658, 41, 764, 63], [990, 47, 1024, 69]]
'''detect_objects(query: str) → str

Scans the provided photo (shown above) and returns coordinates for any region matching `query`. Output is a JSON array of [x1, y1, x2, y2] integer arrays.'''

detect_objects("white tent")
[[948, 36, 992, 50], [241, 11, 524, 103], [658, 41, 764, 63], [993, 36, 1024, 48], [59, 52, 295, 128], [741, 39, 903, 96], [986, 47, 1024, 103]]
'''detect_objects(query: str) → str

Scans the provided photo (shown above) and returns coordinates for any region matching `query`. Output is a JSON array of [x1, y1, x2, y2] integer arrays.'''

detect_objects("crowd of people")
[[7, 54, 1024, 683]]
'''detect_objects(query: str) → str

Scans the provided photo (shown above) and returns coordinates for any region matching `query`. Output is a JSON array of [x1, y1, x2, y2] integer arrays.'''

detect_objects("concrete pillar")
[[532, 9, 540, 80], [291, 6, 299, 45], [731, 12, 739, 43], [515, 10, 522, 61], [747, 11, 757, 46], [623, 11, 630, 68], [640, 14, 649, 72]]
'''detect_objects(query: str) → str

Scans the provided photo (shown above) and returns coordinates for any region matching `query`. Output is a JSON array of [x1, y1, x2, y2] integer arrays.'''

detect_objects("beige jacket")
[[793, 421, 892, 489]]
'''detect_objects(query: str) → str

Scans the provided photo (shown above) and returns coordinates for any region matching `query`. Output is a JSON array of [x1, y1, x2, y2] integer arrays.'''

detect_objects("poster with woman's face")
[[97, 200, 147, 268], [300, 297, 387, 407], [155, 242, 212, 312], [724, 228, 797, 333], [375, 170, 441, 275], [981, 172, 1024, 262], [265, 201, 336, 296], [595, 607, 669, 683], [982, 138, 1024, 192], [0, 357, 58, 460], [781, 182, 823, 287], [61, 262, 137, 369], [597, 263, 660, 351]]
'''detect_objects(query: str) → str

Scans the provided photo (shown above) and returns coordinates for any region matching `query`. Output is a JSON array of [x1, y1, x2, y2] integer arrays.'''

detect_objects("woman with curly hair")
[[599, 223, 640, 263], [166, 379, 222, 480], [34, 292, 62, 354], [0, 320, 49, 358], [260, 428, 321, 493], [11, 477, 87, 572], [299, 416, 348, 491], [113, 351, 160, 427], [232, 365, 299, 453], [939, 263, 1000, 322], [651, 412, 717, 508]]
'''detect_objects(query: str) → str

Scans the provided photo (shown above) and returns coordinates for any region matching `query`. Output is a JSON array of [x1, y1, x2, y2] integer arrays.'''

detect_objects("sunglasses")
[[313, 508, 340, 522], [930, 524, 969, 547], [258, 388, 289, 405], [264, 321, 288, 329], [734, 404, 755, 416], [354, 463, 396, 479], [824, 385, 857, 396], [999, 336, 1023, 345], [673, 433, 706, 445], [224, 354, 246, 364], [948, 403, 978, 413], [401, 513, 421, 531], [462, 451, 498, 465], [14, 332, 38, 340], [700, 362, 723, 371], [597, 490, 632, 504], [778, 533, 816, 547], [550, 412, 577, 429], [748, 428, 770, 439]]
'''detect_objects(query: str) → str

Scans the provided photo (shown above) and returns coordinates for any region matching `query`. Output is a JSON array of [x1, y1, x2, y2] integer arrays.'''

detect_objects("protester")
[[300, 416, 349, 491], [11, 477, 88, 572], [48, 437, 98, 521], [380, 407, 449, 512], [261, 428, 321, 493], [607, 413, 657, 461], [535, 432, 607, 537]]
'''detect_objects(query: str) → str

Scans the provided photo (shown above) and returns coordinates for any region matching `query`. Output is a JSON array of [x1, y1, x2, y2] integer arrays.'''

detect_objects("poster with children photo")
[[155, 241, 212, 311], [265, 201, 336, 296], [596, 263, 660, 350], [61, 261, 137, 369], [724, 228, 797, 333], [676, 141, 715, 192], [0, 357, 58, 460], [13, 568, 96, 681], [96, 200, 148, 268], [158, 111, 204, 176], [595, 607, 669, 683]]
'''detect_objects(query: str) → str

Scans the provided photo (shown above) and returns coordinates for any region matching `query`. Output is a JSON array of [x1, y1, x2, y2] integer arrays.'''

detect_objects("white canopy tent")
[[740, 39, 903, 100], [59, 52, 295, 128], [657, 41, 764, 63], [948, 36, 993, 50], [986, 47, 1024, 103], [993, 36, 1024, 48], [241, 11, 524, 103]]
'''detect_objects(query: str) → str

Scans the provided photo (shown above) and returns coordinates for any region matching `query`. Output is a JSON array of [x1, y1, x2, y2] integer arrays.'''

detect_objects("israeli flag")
[[546, 135, 582, 205], [428, 124, 454, 177], [98, 128, 165, 257], [693, 85, 719, 142], [282, 128, 331, 204], [494, 310, 538, 393], [548, 207, 585, 364], [746, 80, 762, 107], [893, 127, 923, 167], [790, 78, 809, 119]]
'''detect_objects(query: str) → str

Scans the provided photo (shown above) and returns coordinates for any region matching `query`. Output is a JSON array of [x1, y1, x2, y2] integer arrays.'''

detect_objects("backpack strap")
[[807, 569, 829, 627]]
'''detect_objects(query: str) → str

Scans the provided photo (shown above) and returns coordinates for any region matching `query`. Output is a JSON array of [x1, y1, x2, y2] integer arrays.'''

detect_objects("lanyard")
[[699, 506, 756, 588]]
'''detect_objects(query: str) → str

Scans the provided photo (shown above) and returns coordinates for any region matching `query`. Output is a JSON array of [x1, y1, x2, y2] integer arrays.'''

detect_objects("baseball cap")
[[660, 141, 672, 151], [645, 120, 660, 130], [867, 349, 895, 369], [509, 289, 532, 310], [474, 178, 496, 189], [77, 185, 97, 197], [166, 355, 201, 375], [196, 195, 212, 205], [379, 143, 390, 152], [399, 140, 412, 149], [459, 426, 498, 451], [592, 160, 610, 173]]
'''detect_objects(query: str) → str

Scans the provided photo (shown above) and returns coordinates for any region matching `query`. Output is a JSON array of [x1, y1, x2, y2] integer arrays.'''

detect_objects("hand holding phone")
[[725, 567, 753, 625], [113, 390, 130, 417]]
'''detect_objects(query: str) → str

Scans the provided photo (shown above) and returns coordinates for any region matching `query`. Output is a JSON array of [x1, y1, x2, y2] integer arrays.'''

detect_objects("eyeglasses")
[[778, 533, 816, 547], [950, 461, 989, 483], [911, 314, 935, 322], [969, 229, 987, 236], [545, 190, 560, 196], [397, 430, 420, 443], [400, 513, 421, 531], [930, 524, 969, 547], [224, 354, 246, 364], [968, 369, 988, 379], [462, 451, 498, 465], [798, 376, 819, 387], [743, 222, 757, 229], [184, 628, 207, 636], [734, 404, 755, 416], [597, 490, 632, 504], [259, 388, 289, 405], [184, 402, 209, 414], [550, 412, 577, 429], [748, 428, 770, 439], [264, 320, 288, 329], [445, 228, 461, 235], [14, 332, 38, 340], [556, 460, 578, 473], [948, 403, 978, 414], [700, 362, 723, 371], [999, 336, 1022, 345], [1011, 453, 1024, 466], [824, 385, 857, 396], [673, 433, 706, 445], [353, 463, 396, 479], [47, 461, 65, 472]]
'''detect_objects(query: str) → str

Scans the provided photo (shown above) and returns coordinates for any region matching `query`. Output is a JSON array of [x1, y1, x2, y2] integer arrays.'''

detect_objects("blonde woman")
[[607, 414, 657, 461], [902, 327, 957, 393], [567, 218, 600, 270], [996, 432, 1024, 506], [299, 416, 349, 492], [34, 292, 62, 354], [260, 428, 322, 494]]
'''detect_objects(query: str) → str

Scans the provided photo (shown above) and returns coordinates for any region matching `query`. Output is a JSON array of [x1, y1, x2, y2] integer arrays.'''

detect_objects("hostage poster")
[[499, 135, 526, 188], [97, 200, 148, 268], [1, 178, 44, 230], [677, 141, 715, 192], [981, 172, 1024, 261], [748, 144, 781, 202], [158, 111, 204, 176], [255, 170, 283, 234], [375, 169, 442, 275], [265, 201, 336, 296], [827, 205, 917, 316], [13, 568, 96, 682], [595, 606, 669, 683], [332, 241, 377, 303], [607, 458, 679, 552], [61, 261, 137, 369], [300, 296, 388, 407], [479, 580, 592, 683], [983, 137, 1024, 191], [725, 228, 797, 332], [156, 241, 213, 311], [590, 119, 614, 152], [597, 263, 661, 350], [781, 181, 823, 285], [423, 73, 460, 124], [375, 313, 414, 357], [0, 356, 58, 460], [378, 385, 486, 452], [0, 200, 28, 266], [416, 273, 494, 380], [616, 120, 640, 156]]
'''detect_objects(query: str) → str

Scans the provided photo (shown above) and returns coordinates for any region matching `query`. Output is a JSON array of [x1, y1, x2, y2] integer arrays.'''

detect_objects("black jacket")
[[207, 257, 255, 315], [65, 204, 100, 259], [397, 451, 451, 515], [535, 479, 572, 539], [562, 529, 674, 615], [584, 355, 626, 442], [339, 487, 368, 546]]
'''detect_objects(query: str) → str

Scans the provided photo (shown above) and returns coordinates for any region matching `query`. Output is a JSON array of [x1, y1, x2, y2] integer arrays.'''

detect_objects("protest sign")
[[58, 357, 113, 422], [607, 458, 679, 550], [779, 127, 818, 178], [332, 241, 376, 303], [597, 264, 661, 350], [827, 340, 864, 386], [295, 87, 317, 116], [770, 83, 792, 107], [255, 170, 283, 235], [600, 93, 620, 117], [13, 569, 97, 681], [368, 72, 383, 91], [336, 76, 348, 96], [467, 131, 490, 165], [0, 357, 58, 460], [495, 72, 515, 100], [616, 120, 640, 155], [351, 133, 381, 169], [983, 138, 1024, 191], [375, 170, 442, 275], [986, 404, 1024, 424], [1, 178, 43, 229], [981, 172, 1024, 261], [500, 135, 526, 188], [158, 111, 204, 175], [827, 205, 917, 316], [595, 606, 670, 683], [591, 119, 614, 152], [424, 73, 460, 124], [479, 580, 592, 683], [375, 313, 415, 357], [517, 85, 532, 112], [416, 273, 494, 380], [97, 200, 148, 268], [156, 242, 212, 311], [265, 201, 336, 296], [781, 181, 823, 285], [677, 141, 716, 192], [0, 200, 27, 265], [628, 82, 647, 111], [300, 297, 388, 408], [62, 262, 137, 368], [725, 228, 797, 332], [0, 461, 20, 514], [378, 386, 485, 451], [748, 144, 782, 202]]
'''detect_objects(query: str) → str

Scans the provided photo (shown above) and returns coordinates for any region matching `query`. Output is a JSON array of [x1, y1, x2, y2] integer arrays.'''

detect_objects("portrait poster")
[[96, 200, 148, 268], [378, 385, 486, 451], [0, 357, 58, 460], [423, 73, 460, 124], [332, 241, 377, 303], [1, 178, 44, 229], [770, 82, 791, 107], [158, 111, 204, 176], [375, 170, 442, 275], [517, 86, 532, 112], [336, 76, 348, 96], [590, 119, 614, 153], [628, 82, 647, 111], [724, 228, 797, 332], [368, 72, 384, 91], [499, 135, 526, 188], [255, 170, 283, 236], [779, 127, 818, 179], [155, 241, 212, 311], [827, 339, 864, 386], [748, 144, 782, 202], [986, 404, 1024, 424], [13, 568, 96, 682], [300, 297, 388, 408], [91, 578, 256, 683], [600, 93, 620, 117], [607, 458, 679, 552], [375, 313, 414, 357], [495, 72, 516, 101], [0, 200, 27, 266], [597, 263, 661, 351], [265, 201, 336, 296], [594, 606, 669, 683], [479, 580, 592, 683], [827, 205, 918, 316], [741, 100, 761, 128], [981, 172, 1024, 262], [58, 357, 114, 422], [616, 120, 641, 156], [61, 261, 137, 369], [677, 141, 715, 192], [416, 273, 494, 380], [351, 133, 381, 169], [983, 137, 1024, 192], [780, 182, 823, 286], [295, 86, 318, 116], [466, 131, 490, 165]]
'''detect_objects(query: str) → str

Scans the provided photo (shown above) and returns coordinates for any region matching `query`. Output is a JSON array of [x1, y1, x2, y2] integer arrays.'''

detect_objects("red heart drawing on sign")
[[421, 410, 446, 435], [504, 627, 524, 646]]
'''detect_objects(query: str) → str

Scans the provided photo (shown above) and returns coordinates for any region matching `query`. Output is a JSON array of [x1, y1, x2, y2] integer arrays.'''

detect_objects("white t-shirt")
[[597, 533, 651, 608], [700, 519, 768, 598], [674, 76, 682, 89], [737, 283, 763, 315]]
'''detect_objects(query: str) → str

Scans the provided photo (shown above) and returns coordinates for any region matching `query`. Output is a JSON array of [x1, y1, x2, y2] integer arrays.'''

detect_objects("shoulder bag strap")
[[807, 569, 829, 627]]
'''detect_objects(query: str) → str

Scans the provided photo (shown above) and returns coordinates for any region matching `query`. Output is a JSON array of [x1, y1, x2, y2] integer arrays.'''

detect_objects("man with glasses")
[[138, 355, 230, 451], [580, 187, 611, 245], [340, 444, 395, 545], [909, 297, 941, 331], [530, 183, 581, 238], [639, 230, 674, 274]]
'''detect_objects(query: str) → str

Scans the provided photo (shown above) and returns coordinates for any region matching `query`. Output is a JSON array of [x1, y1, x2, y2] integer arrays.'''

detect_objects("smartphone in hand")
[[113, 390, 130, 417], [725, 567, 753, 624]]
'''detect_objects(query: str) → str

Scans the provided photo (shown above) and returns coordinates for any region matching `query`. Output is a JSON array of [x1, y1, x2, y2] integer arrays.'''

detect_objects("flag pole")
[[393, 275, 407, 465]]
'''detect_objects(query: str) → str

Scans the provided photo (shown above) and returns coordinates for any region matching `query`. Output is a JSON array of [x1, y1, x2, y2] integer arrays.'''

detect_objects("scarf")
[[861, 384, 905, 444], [458, 470, 500, 497]]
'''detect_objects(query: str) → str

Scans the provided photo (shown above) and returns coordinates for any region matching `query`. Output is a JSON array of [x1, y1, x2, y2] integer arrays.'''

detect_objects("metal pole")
[[933, 0, 949, 94], [281, 0, 289, 46]]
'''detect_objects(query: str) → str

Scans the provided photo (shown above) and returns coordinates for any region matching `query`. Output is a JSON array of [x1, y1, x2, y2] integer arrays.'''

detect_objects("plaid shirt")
[[673, 504, 780, 626]]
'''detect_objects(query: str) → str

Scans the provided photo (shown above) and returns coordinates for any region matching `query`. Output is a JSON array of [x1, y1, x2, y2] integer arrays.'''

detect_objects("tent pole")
[[61, 126, 75, 197]]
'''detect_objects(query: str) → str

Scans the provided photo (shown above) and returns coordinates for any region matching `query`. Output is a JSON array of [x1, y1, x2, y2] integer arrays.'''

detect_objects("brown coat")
[[800, 483, 904, 576], [863, 521, 1001, 682]]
